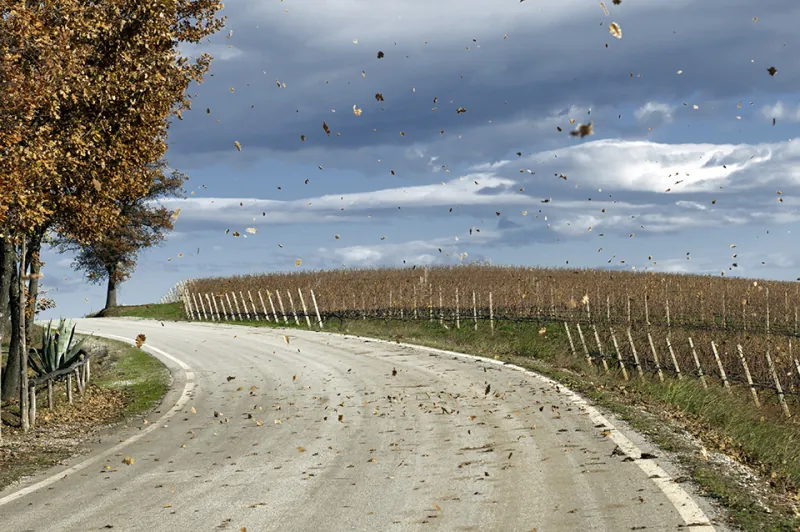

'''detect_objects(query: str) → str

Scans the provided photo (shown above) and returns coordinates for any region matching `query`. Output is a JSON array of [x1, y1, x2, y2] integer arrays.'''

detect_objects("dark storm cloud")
[[168, 0, 800, 174]]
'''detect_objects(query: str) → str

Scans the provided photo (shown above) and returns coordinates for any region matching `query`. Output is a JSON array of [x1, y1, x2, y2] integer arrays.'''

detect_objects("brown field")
[[186, 265, 800, 409]]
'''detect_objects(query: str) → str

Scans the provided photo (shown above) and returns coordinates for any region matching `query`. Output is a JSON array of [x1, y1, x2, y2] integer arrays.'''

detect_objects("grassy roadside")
[[0, 334, 170, 490], [102, 304, 800, 530]]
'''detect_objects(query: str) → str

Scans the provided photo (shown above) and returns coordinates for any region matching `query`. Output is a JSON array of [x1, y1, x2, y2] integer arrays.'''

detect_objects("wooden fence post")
[[67, 374, 73, 404], [473, 291, 478, 331], [564, 323, 577, 357], [275, 291, 288, 324], [232, 292, 243, 320], [665, 336, 682, 380], [737, 344, 760, 407], [592, 325, 610, 372], [646, 332, 665, 382], [298, 289, 312, 328], [211, 294, 220, 321], [258, 291, 270, 322], [47, 379, 54, 409], [766, 349, 791, 418], [575, 323, 592, 365], [248, 291, 260, 321], [194, 293, 206, 321], [489, 292, 495, 335], [455, 288, 460, 329], [183, 288, 194, 321], [413, 286, 418, 320], [710, 341, 731, 392], [687, 338, 707, 389], [438, 286, 443, 326], [609, 328, 629, 381], [205, 294, 216, 321], [239, 291, 251, 320], [310, 289, 324, 329], [626, 327, 644, 378], [29, 386, 36, 428], [225, 293, 237, 321], [267, 291, 280, 322], [287, 290, 300, 325]]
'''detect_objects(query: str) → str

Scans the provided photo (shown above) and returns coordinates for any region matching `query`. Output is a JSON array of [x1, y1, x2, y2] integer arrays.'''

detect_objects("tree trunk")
[[105, 270, 118, 309], [1, 244, 20, 402], [25, 233, 43, 347], [0, 237, 13, 339]]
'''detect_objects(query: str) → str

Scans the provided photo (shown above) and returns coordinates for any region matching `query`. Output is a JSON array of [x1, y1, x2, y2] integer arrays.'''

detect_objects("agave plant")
[[28, 318, 89, 377]]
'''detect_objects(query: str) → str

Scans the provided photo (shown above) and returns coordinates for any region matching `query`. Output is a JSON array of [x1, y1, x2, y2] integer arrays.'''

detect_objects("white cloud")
[[634, 102, 675, 123], [761, 101, 800, 122], [530, 138, 800, 193]]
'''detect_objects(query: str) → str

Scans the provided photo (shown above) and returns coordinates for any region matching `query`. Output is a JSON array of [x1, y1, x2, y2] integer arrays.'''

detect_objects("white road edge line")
[[0, 330, 194, 507], [334, 333, 716, 531]]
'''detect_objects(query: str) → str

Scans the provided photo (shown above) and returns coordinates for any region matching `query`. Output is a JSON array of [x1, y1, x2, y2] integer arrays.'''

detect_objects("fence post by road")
[[737, 344, 760, 407], [275, 290, 288, 324], [489, 292, 494, 336], [564, 322, 577, 358], [646, 332, 665, 382], [609, 328, 629, 381], [258, 291, 270, 322], [298, 288, 312, 328], [248, 291, 260, 321], [626, 327, 644, 378], [766, 349, 791, 418], [239, 291, 251, 320], [711, 341, 731, 392], [665, 336, 682, 380], [575, 322, 592, 365], [287, 290, 300, 325], [688, 337, 707, 389], [592, 325, 610, 373], [225, 293, 237, 321], [232, 292, 243, 320], [267, 291, 280, 322], [310, 289, 323, 329]]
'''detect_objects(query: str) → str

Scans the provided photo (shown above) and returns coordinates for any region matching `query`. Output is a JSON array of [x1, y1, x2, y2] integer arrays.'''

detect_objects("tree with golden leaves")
[[0, 1, 225, 418]]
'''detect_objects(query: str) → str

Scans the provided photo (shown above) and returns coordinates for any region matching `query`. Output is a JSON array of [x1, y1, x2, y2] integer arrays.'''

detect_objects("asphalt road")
[[1, 318, 720, 531]]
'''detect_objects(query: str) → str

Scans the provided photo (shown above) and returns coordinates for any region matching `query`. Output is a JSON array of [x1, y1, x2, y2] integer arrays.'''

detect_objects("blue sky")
[[39, 0, 800, 319]]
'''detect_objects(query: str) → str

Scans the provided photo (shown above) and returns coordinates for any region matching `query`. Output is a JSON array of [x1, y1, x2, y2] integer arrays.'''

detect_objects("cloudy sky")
[[40, 0, 800, 319]]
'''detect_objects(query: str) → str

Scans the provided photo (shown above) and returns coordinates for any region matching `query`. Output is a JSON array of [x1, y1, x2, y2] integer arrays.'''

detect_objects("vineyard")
[[182, 265, 800, 417]]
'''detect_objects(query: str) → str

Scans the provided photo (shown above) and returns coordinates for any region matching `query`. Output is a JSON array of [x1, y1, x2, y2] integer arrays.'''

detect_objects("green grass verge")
[[90, 302, 186, 320], [89, 336, 171, 417], [109, 309, 800, 530], [0, 334, 170, 491]]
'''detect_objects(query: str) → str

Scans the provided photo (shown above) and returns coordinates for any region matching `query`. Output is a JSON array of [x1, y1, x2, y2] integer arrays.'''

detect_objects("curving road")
[[1, 318, 720, 531]]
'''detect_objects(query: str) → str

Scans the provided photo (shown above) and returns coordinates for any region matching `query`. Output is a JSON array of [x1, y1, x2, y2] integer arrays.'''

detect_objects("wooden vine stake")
[[592, 325, 610, 372], [472, 291, 478, 331], [19, 240, 29, 432], [205, 294, 215, 321], [564, 323, 577, 358], [29, 385, 36, 428], [646, 332, 665, 382], [239, 291, 251, 319], [710, 341, 731, 393], [687, 338, 707, 389], [766, 348, 791, 418], [286, 290, 300, 325], [455, 287, 460, 329], [575, 323, 592, 365], [248, 291, 260, 321], [310, 289, 324, 329], [438, 287, 443, 326], [275, 291, 288, 324], [210, 294, 221, 321], [267, 291, 279, 322], [257, 291, 270, 322], [736, 344, 760, 408], [225, 293, 237, 321], [489, 292, 495, 336], [191, 293, 203, 320], [232, 292, 243, 320], [626, 328, 644, 378], [665, 336, 682, 380], [609, 328, 629, 381], [298, 289, 312, 328]]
